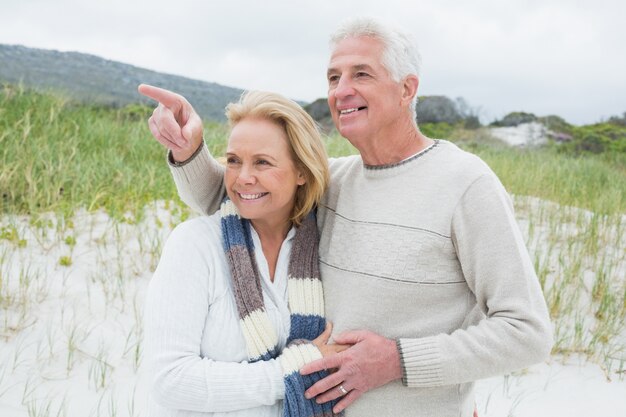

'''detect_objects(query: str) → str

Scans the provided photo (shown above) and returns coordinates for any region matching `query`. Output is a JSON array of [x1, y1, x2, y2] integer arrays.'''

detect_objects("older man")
[[140, 17, 552, 417]]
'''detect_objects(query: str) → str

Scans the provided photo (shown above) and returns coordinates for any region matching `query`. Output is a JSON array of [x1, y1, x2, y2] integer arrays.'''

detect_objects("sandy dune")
[[1, 198, 624, 416]]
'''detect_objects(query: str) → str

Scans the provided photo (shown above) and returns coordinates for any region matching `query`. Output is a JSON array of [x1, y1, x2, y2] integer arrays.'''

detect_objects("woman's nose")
[[236, 164, 256, 185]]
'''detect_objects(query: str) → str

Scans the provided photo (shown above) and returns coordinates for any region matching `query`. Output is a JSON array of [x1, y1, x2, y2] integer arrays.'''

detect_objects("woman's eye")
[[226, 157, 239, 165], [256, 159, 270, 166]]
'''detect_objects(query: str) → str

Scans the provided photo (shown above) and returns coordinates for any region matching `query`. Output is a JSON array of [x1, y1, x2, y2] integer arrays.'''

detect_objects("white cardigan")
[[143, 212, 296, 417]]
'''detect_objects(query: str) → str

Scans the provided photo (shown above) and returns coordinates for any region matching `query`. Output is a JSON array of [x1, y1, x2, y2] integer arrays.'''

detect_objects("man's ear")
[[402, 74, 419, 105]]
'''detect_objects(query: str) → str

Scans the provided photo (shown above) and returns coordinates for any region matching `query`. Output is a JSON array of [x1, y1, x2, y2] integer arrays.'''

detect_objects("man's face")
[[326, 36, 407, 148]]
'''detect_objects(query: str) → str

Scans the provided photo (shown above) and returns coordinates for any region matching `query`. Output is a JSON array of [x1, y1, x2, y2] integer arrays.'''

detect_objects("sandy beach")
[[1, 197, 624, 416]]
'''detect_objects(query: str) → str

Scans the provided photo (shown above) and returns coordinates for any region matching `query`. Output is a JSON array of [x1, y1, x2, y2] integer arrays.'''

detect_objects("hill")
[[3, 43, 624, 154], [0, 44, 244, 121]]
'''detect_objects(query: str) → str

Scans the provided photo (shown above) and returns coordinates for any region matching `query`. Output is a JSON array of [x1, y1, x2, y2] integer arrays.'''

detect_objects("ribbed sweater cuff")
[[168, 143, 213, 185], [279, 342, 323, 377], [397, 337, 443, 387]]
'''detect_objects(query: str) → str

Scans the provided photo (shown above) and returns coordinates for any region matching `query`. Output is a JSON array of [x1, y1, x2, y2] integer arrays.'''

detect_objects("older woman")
[[143, 91, 343, 417]]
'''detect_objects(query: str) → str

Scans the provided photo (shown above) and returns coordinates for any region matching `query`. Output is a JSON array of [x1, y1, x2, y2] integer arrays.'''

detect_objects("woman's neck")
[[251, 218, 292, 282], [251, 218, 291, 243]]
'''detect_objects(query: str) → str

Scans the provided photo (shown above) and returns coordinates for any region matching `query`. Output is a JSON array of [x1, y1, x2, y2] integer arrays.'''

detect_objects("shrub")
[[419, 122, 455, 139], [562, 123, 626, 154], [491, 111, 537, 127]]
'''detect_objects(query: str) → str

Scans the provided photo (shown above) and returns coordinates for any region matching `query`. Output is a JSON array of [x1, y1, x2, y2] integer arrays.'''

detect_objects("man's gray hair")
[[330, 17, 422, 120]]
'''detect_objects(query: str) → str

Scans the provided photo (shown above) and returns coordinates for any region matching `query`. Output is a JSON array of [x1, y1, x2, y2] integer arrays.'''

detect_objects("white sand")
[[489, 122, 549, 147], [476, 358, 626, 417], [1, 199, 624, 416]]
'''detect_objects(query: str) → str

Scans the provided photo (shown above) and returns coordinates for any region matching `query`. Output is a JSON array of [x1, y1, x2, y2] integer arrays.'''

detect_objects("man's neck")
[[356, 125, 434, 166]]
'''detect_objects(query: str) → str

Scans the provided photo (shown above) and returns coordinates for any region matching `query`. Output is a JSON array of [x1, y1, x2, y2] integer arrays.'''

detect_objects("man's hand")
[[300, 330, 403, 414], [137, 84, 204, 162], [312, 322, 351, 357]]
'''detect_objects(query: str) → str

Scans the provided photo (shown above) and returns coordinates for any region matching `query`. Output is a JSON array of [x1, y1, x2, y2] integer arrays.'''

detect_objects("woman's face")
[[225, 117, 305, 228]]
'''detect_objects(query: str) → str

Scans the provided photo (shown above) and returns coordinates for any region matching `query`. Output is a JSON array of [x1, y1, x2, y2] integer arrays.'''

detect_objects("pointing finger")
[[138, 84, 187, 110]]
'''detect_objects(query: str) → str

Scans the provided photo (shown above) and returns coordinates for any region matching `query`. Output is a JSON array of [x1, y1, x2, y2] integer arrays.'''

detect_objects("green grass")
[[1, 85, 181, 219], [3, 86, 624, 218], [474, 145, 626, 216]]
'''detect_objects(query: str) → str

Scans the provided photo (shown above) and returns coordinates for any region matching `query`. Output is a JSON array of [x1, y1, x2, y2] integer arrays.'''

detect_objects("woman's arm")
[[144, 219, 325, 413], [144, 220, 283, 412]]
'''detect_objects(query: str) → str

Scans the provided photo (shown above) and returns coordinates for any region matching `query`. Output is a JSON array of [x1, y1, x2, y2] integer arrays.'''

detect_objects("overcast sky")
[[1, 0, 624, 125]]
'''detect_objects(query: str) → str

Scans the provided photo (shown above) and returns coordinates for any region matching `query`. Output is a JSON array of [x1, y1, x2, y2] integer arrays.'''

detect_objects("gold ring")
[[338, 384, 348, 395]]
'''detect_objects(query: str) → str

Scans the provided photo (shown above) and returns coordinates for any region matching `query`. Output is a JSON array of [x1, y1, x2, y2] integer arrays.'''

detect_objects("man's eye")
[[355, 72, 369, 78], [328, 75, 339, 84]]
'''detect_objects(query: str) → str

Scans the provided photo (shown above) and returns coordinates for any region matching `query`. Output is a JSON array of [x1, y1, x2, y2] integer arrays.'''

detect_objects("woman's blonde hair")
[[225, 91, 329, 226]]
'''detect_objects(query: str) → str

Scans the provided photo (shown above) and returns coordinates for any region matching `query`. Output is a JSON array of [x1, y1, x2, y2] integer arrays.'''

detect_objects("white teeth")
[[339, 108, 359, 115], [239, 193, 266, 200]]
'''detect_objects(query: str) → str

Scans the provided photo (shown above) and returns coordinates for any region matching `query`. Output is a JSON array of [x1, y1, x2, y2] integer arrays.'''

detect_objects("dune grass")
[[1, 85, 200, 221], [2, 85, 624, 217], [475, 145, 625, 216]]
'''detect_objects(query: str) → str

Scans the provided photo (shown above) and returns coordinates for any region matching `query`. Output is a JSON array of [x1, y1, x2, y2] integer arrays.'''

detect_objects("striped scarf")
[[220, 198, 340, 417]]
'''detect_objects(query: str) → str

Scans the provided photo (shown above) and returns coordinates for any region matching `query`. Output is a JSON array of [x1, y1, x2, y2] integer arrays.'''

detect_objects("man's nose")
[[333, 75, 355, 99]]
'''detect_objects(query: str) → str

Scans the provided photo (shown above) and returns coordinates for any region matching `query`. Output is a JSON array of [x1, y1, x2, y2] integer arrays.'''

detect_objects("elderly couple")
[[141, 17, 553, 417]]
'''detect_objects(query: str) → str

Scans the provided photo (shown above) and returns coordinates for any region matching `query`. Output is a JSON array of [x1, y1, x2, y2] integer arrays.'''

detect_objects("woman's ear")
[[297, 171, 306, 186]]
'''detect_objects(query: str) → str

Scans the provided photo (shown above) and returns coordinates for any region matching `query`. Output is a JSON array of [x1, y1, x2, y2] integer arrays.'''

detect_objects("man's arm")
[[167, 143, 226, 215], [139, 84, 226, 215], [301, 172, 553, 414]]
